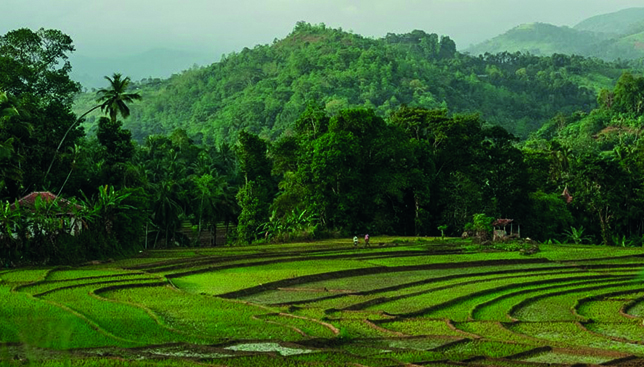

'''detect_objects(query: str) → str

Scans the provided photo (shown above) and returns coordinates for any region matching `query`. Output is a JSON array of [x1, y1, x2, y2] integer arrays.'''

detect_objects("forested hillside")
[[574, 7, 644, 35], [467, 23, 644, 61], [521, 71, 644, 246], [74, 22, 627, 143], [466, 8, 644, 62], [466, 23, 610, 58]]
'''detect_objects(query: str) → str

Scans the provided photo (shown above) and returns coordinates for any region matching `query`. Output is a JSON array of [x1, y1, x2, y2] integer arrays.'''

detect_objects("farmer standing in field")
[[364, 233, 370, 247], [353, 235, 359, 247]]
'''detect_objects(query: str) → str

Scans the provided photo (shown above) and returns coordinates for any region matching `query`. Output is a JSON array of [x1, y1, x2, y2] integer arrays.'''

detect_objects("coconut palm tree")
[[151, 179, 183, 247], [45, 73, 141, 183], [96, 73, 142, 122]]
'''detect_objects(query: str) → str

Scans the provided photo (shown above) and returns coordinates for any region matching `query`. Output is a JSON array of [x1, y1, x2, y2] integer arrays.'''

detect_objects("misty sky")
[[2, 0, 644, 59]]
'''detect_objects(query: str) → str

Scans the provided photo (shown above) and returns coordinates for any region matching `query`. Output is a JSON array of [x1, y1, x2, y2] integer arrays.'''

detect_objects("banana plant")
[[564, 226, 593, 245]]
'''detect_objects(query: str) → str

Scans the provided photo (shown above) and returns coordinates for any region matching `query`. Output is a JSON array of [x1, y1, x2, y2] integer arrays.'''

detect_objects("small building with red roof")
[[9, 192, 85, 235], [10, 191, 83, 213]]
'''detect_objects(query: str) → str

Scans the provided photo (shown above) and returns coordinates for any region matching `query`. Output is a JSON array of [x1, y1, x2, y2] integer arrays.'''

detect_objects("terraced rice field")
[[2, 238, 644, 366]]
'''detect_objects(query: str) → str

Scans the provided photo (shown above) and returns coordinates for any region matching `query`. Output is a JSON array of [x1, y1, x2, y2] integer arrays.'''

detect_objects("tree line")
[[2, 27, 644, 266], [239, 68, 644, 248]]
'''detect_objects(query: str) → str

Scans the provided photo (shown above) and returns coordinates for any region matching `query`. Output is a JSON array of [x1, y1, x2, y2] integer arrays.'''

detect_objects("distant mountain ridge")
[[465, 23, 607, 57], [465, 8, 644, 61], [574, 7, 644, 35]]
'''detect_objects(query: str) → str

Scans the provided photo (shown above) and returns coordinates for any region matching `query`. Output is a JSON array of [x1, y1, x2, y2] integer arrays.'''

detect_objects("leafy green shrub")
[[612, 234, 640, 247], [564, 225, 593, 244], [258, 209, 319, 243], [437, 225, 448, 239], [464, 213, 494, 242]]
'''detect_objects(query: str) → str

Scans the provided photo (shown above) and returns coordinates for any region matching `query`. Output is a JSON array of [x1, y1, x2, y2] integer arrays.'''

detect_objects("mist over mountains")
[[574, 7, 644, 35], [70, 48, 215, 89], [466, 7, 644, 60], [69, 7, 644, 91]]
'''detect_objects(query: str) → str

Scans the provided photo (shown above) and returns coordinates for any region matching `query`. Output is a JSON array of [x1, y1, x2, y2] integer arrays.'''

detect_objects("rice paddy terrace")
[[2, 238, 644, 366]]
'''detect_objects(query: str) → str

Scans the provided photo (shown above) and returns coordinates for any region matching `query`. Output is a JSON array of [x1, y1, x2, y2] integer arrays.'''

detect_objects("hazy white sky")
[[2, 0, 644, 58]]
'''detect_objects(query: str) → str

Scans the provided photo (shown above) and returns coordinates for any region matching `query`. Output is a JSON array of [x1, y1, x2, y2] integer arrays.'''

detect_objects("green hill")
[[530, 70, 644, 157], [574, 7, 644, 35], [466, 8, 644, 61], [465, 23, 606, 57], [576, 30, 644, 61], [465, 23, 644, 61], [74, 23, 630, 144]]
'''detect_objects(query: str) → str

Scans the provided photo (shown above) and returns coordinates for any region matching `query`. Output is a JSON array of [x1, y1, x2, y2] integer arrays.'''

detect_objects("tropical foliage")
[[3, 24, 644, 267]]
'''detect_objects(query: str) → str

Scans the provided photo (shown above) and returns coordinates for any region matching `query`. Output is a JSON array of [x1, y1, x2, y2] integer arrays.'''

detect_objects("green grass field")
[[2, 237, 644, 366]]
